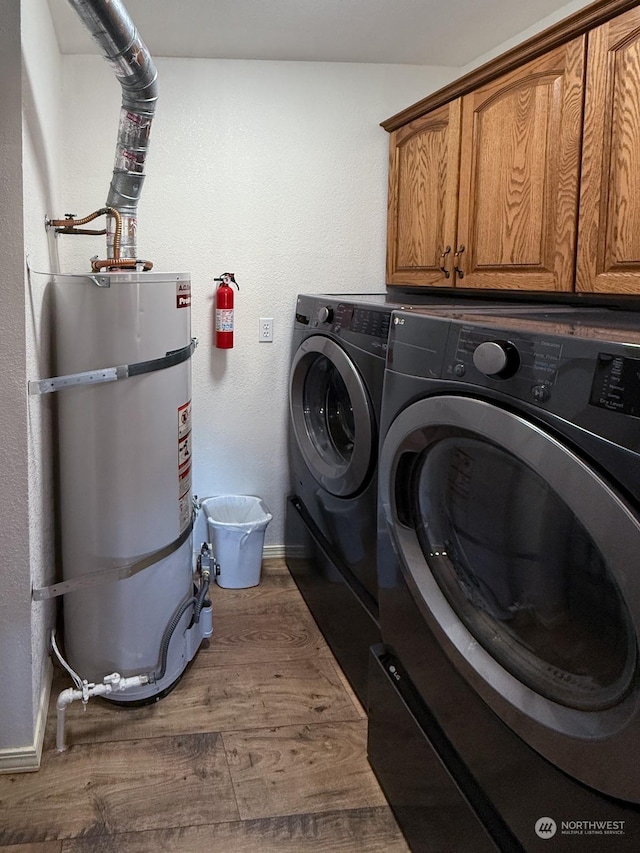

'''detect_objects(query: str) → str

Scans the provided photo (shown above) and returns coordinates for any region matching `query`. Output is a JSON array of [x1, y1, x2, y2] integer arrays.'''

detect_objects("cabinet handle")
[[439, 246, 451, 278], [454, 245, 465, 279]]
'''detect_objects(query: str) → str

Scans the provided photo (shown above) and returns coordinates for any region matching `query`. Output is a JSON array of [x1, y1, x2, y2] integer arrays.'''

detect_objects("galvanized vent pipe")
[[66, 0, 158, 263]]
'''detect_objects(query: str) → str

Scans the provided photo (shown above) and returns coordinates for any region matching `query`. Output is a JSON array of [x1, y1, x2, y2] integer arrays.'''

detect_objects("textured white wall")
[[22, 0, 62, 753], [58, 57, 457, 547], [0, 0, 60, 762], [0, 0, 32, 754]]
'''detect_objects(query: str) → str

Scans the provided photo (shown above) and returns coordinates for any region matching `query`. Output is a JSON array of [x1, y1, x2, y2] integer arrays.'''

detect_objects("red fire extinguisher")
[[214, 273, 239, 349]]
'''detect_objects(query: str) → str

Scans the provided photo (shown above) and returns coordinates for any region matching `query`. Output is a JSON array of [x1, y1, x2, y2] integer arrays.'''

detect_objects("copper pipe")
[[54, 228, 107, 236], [91, 257, 154, 272], [48, 207, 112, 227], [48, 207, 123, 260], [48, 207, 153, 270]]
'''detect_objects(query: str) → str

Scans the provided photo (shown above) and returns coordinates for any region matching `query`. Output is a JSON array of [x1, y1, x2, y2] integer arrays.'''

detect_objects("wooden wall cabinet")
[[457, 38, 585, 291], [384, 0, 640, 296], [577, 6, 640, 294], [387, 39, 585, 291], [386, 102, 461, 287]]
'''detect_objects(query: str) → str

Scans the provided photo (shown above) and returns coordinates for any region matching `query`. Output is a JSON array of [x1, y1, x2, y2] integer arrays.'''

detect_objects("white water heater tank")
[[53, 271, 203, 702]]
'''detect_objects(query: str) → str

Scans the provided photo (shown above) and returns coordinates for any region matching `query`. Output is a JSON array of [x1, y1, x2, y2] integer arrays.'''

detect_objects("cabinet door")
[[386, 101, 461, 287], [577, 8, 640, 294], [455, 37, 585, 291]]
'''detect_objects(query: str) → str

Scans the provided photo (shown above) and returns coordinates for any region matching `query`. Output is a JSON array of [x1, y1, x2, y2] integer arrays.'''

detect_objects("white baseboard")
[[263, 544, 286, 560], [0, 657, 52, 774]]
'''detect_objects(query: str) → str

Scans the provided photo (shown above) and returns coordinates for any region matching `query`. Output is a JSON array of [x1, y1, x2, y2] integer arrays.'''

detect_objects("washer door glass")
[[413, 435, 636, 712], [290, 336, 374, 497]]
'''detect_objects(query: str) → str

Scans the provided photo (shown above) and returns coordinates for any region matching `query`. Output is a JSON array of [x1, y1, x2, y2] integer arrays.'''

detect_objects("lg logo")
[[535, 817, 558, 839]]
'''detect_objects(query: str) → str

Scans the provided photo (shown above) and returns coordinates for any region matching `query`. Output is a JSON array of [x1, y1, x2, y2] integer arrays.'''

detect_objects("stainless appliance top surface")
[[392, 305, 640, 346], [306, 291, 544, 310]]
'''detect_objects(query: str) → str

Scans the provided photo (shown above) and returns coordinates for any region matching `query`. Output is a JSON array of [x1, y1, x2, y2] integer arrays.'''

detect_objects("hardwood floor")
[[0, 560, 409, 852]]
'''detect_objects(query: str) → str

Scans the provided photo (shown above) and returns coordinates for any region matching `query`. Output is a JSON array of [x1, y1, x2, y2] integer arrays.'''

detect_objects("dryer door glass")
[[304, 355, 355, 466], [412, 434, 636, 712]]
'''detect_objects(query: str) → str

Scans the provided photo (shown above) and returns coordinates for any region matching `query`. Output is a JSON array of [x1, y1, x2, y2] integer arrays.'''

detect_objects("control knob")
[[472, 340, 519, 379], [317, 306, 334, 324]]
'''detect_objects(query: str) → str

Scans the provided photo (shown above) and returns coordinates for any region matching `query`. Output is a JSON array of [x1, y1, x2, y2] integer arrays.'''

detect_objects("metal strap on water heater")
[[32, 521, 193, 601], [28, 338, 197, 396]]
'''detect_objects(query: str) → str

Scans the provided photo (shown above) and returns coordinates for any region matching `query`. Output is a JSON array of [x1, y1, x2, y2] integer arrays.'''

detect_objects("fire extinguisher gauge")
[[214, 272, 239, 289]]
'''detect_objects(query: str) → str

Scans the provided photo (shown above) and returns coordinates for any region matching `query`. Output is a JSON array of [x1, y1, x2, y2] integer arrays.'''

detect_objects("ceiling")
[[47, 0, 584, 67]]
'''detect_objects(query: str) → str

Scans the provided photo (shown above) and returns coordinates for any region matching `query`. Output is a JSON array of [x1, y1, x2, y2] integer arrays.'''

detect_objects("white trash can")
[[202, 495, 272, 588]]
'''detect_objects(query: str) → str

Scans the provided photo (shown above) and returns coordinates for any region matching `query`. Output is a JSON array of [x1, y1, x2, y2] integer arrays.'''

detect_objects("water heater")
[[52, 270, 207, 702]]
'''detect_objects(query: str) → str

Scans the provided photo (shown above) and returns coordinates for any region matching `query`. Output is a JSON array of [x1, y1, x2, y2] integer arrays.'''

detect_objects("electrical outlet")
[[259, 318, 274, 342]]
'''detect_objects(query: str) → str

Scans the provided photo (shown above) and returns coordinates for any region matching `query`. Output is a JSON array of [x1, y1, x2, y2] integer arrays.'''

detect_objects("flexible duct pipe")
[[66, 0, 158, 259]]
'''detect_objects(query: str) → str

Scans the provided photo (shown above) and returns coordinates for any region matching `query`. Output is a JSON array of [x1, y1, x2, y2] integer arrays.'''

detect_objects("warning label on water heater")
[[178, 479, 192, 532], [178, 400, 191, 439], [176, 281, 191, 309], [178, 401, 192, 531]]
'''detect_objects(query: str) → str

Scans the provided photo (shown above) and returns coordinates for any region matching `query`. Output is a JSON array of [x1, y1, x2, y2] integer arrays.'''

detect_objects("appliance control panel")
[[446, 325, 563, 403], [297, 299, 391, 355], [327, 302, 390, 338], [590, 353, 640, 418]]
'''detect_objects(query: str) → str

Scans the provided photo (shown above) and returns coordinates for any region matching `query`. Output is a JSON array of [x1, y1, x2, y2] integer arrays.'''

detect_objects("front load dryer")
[[286, 293, 394, 704], [370, 305, 640, 851]]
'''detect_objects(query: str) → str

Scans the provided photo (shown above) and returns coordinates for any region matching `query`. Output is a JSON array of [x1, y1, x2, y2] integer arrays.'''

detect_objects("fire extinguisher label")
[[176, 281, 191, 309], [216, 309, 233, 332], [178, 401, 192, 531]]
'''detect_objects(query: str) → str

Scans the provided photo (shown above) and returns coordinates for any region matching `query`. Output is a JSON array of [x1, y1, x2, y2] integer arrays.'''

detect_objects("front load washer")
[[370, 306, 640, 851]]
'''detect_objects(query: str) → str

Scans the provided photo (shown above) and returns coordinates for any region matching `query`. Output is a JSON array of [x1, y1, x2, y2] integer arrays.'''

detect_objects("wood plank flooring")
[[0, 560, 409, 852]]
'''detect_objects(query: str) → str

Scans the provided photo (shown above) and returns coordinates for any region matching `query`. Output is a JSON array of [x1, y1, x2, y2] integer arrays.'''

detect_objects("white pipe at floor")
[[56, 672, 150, 752]]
